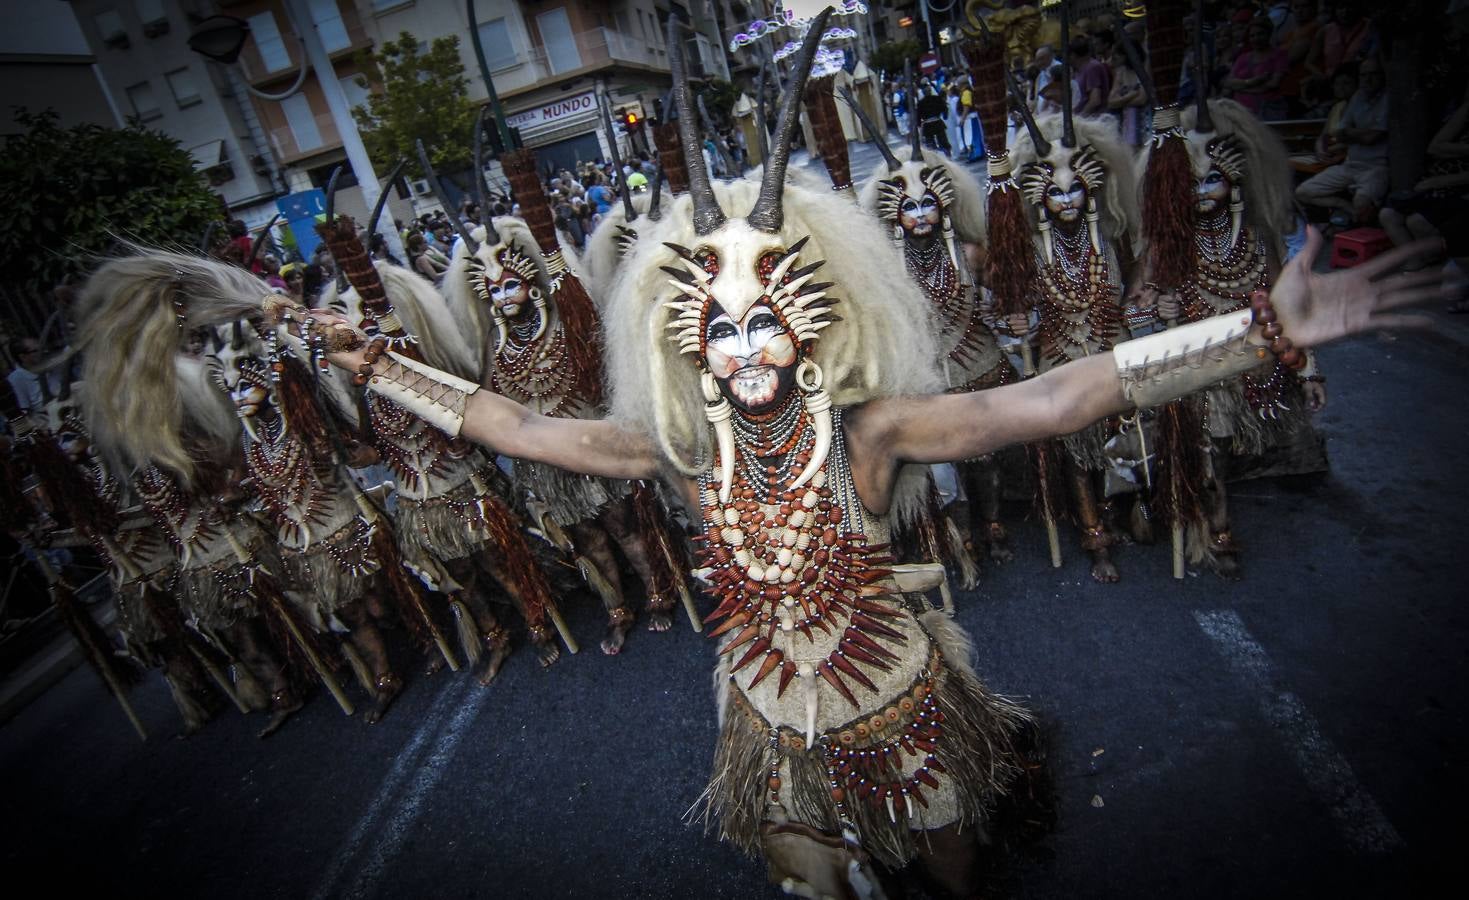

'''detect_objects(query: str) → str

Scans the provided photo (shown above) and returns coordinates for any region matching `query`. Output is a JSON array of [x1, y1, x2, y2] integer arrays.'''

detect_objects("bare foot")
[[365, 673, 403, 724], [647, 611, 673, 633], [985, 523, 1014, 564], [257, 694, 304, 739], [1089, 549, 1120, 584], [477, 645, 510, 685], [423, 653, 447, 677], [601, 620, 632, 655], [536, 641, 561, 667]]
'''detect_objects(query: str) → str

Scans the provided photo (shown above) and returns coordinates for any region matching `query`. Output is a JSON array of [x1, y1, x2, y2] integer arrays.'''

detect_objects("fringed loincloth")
[[393, 471, 499, 563], [692, 608, 1031, 870], [278, 516, 381, 616], [512, 459, 628, 526], [172, 534, 283, 631], [1058, 418, 1115, 472], [1201, 361, 1311, 458]]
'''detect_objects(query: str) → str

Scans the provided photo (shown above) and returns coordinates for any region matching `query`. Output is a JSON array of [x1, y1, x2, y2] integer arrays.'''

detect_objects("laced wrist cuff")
[[365, 352, 479, 437], [1113, 309, 1266, 410]]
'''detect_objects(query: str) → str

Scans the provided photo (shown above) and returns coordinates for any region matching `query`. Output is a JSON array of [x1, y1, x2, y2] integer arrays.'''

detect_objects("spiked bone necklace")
[[698, 408, 903, 711], [904, 238, 987, 367], [245, 413, 330, 546], [491, 312, 575, 416]]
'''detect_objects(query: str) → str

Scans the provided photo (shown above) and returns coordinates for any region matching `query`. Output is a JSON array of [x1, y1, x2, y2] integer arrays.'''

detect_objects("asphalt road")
[[2, 142, 1465, 899]]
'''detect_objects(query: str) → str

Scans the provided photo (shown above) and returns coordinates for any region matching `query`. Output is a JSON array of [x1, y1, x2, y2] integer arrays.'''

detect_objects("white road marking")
[[310, 675, 478, 900], [1194, 609, 1404, 854], [344, 680, 494, 898]]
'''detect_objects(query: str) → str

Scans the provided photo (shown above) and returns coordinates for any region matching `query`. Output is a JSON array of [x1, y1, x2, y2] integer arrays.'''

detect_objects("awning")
[[187, 139, 227, 169]]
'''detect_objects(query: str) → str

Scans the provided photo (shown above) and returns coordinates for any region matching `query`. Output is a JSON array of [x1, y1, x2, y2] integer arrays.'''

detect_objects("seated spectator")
[[1295, 55, 1388, 226], [1225, 18, 1290, 119], [407, 231, 450, 283], [7, 337, 61, 414], [1379, 81, 1469, 303]]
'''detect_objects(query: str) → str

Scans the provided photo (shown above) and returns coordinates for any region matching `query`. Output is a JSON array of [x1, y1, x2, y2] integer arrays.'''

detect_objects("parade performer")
[[315, 176, 576, 677], [203, 320, 411, 723], [29, 387, 224, 734], [278, 8, 1442, 892], [849, 83, 1017, 576], [1007, 4, 1144, 583], [436, 117, 693, 651], [66, 256, 331, 736], [1136, 0, 1325, 577]]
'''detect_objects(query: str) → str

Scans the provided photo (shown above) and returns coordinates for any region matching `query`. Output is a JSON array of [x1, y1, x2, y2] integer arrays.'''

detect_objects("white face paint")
[[1043, 179, 1087, 225], [487, 274, 531, 318], [208, 330, 271, 420], [1196, 166, 1231, 215], [704, 300, 798, 413], [898, 192, 942, 238]]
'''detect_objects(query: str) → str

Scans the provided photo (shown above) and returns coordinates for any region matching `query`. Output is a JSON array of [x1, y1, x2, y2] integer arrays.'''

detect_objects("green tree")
[[0, 109, 222, 304], [352, 32, 477, 178], [869, 40, 921, 81]]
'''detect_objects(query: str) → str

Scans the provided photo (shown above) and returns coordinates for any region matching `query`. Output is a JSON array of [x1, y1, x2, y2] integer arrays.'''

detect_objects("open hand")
[[268, 305, 371, 375], [1270, 228, 1455, 349]]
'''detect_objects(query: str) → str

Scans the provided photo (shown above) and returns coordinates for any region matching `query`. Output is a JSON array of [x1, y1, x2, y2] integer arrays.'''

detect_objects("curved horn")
[[747, 6, 832, 233], [368, 157, 408, 245], [1114, 20, 1157, 110], [906, 59, 922, 159], [199, 220, 219, 254], [839, 85, 899, 170], [323, 165, 344, 224], [209, 325, 225, 353], [247, 213, 281, 268], [1192, 0, 1215, 133], [698, 93, 739, 175], [468, 114, 501, 244], [599, 88, 639, 223], [668, 12, 726, 235], [231, 319, 246, 351], [415, 139, 479, 254], [647, 159, 665, 220], [754, 69, 771, 164], [1059, 1, 1076, 149]]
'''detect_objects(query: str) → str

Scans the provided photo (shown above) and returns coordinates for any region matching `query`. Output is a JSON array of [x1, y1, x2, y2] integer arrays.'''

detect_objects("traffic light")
[[622, 110, 639, 129]]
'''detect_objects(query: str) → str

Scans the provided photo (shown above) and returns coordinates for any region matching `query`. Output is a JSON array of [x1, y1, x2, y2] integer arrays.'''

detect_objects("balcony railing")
[[520, 26, 668, 79]]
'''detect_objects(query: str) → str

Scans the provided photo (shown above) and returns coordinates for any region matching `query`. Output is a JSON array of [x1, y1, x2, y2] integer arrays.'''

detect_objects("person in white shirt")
[[7, 338, 59, 414]]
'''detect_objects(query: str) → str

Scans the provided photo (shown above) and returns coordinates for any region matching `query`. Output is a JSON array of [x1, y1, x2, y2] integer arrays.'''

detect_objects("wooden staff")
[[222, 529, 354, 716], [30, 551, 147, 741]]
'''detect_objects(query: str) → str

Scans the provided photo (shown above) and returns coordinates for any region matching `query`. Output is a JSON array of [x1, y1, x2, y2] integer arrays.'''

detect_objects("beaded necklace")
[[698, 407, 902, 707], [1036, 226, 1121, 364], [1181, 214, 1267, 321], [904, 237, 987, 367], [491, 310, 575, 416], [245, 411, 329, 545]]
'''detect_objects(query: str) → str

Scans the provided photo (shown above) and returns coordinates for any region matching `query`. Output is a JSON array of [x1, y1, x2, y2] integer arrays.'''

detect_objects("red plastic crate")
[[1330, 227, 1393, 269]]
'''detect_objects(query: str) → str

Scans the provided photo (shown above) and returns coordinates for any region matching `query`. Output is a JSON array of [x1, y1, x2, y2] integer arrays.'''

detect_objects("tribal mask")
[[205, 320, 274, 426], [1186, 128, 1248, 244], [875, 163, 956, 242], [43, 390, 90, 463], [655, 6, 837, 501]]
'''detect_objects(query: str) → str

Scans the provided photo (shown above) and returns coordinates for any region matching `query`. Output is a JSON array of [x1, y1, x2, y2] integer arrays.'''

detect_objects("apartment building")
[[70, 0, 285, 225]]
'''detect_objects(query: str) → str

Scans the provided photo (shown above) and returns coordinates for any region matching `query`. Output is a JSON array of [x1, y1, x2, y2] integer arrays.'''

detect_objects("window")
[[537, 8, 580, 75], [309, 0, 351, 54], [281, 93, 323, 152], [95, 9, 129, 48], [136, 0, 168, 35], [165, 67, 201, 107], [248, 11, 291, 72], [125, 81, 161, 121], [475, 17, 518, 71], [339, 74, 370, 114]]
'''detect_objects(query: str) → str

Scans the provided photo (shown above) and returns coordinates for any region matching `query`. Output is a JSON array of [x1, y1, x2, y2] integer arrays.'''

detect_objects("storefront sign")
[[507, 91, 596, 133]]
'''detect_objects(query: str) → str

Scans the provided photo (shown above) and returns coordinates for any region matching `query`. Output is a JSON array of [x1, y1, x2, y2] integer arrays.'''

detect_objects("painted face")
[[898, 190, 942, 237], [207, 328, 271, 420], [704, 299, 798, 413], [1043, 178, 1087, 225], [486, 271, 531, 318], [47, 401, 90, 462], [1196, 165, 1231, 215]]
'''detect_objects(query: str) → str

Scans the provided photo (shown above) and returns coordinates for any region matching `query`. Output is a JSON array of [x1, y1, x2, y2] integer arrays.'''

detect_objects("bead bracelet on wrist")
[[1249, 289, 1307, 371]]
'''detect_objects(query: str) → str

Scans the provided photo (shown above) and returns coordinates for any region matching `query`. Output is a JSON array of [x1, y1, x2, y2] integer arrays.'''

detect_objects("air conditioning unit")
[[410, 178, 431, 196]]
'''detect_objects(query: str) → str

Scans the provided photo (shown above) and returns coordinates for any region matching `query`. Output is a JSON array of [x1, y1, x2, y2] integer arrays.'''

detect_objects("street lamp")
[[186, 0, 402, 261]]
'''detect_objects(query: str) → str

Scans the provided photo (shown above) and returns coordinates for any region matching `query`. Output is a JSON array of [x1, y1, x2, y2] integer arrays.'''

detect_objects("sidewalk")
[[0, 578, 116, 725]]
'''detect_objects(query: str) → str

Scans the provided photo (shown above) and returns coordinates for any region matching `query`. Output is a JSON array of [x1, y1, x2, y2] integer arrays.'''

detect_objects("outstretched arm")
[[286, 309, 662, 481], [458, 389, 661, 481], [853, 229, 1449, 471]]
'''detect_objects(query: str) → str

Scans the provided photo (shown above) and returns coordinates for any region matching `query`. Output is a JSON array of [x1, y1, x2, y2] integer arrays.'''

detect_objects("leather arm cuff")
[[365, 352, 480, 437], [1112, 309, 1268, 410]]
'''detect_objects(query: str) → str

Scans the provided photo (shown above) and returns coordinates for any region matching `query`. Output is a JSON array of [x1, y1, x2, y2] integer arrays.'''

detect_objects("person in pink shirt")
[[1225, 19, 1289, 119]]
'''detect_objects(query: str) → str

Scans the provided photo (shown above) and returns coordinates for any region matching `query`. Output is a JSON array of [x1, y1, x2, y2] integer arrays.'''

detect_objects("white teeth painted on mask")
[[731, 366, 777, 407]]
